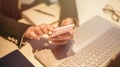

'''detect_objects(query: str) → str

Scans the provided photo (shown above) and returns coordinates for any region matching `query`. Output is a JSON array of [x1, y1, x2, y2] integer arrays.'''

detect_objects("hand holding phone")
[[50, 24, 74, 38]]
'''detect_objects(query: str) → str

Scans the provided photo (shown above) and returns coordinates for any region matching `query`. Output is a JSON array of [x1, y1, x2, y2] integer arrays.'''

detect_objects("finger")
[[61, 18, 74, 26], [28, 31, 39, 39], [52, 41, 68, 45], [58, 32, 71, 37], [35, 26, 43, 36], [50, 35, 69, 41], [51, 38, 67, 41], [50, 33, 72, 41], [40, 24, 49, 34], [47, 25, 54, 31], [50, 37, 71, 41]]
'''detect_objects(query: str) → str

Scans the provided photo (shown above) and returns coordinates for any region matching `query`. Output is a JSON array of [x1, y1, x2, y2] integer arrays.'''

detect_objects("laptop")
[[34, 15, 120, 67]]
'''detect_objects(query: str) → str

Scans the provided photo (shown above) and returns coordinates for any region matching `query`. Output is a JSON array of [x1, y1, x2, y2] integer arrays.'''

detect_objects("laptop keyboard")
[[57, 27, 120, 67]]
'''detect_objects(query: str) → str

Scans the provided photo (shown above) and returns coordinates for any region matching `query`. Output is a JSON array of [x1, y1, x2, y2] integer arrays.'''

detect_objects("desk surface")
[[0, 37, 43, 67]]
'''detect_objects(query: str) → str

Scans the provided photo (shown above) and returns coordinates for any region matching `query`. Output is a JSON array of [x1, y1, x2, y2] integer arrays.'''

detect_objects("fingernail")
[[48, 31, 52, 35]]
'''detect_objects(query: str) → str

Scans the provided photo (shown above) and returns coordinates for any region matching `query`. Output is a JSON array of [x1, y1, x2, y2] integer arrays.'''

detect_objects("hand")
[[49, 31, 73, 45], [49, 18, 74, 45], [61, 18, 75, 26], [24, 24, 54, 40]]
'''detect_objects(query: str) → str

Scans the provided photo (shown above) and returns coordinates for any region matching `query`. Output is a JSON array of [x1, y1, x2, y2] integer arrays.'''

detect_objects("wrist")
[[60, 17, 79, 27]]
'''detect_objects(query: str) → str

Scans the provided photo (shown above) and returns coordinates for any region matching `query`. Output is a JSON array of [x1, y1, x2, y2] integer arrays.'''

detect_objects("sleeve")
[[0, 14, 31, 47], [58, 0, 79, 26]]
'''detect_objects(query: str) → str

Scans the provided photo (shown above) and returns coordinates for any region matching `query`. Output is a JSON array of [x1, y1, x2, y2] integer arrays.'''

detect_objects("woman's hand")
[[49, 18, 75, 45], [24, 24, 54, 40]]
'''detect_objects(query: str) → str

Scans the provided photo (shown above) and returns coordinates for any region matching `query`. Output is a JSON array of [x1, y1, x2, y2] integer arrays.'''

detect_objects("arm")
[[49, 0, 79, 45], [0, 14, 54, 47], [58, 0, 79, 26], [0, 14, 30, 47]]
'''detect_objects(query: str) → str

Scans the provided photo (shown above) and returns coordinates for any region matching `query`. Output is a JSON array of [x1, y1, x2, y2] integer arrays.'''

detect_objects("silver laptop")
[[34, 15, 120, 67]]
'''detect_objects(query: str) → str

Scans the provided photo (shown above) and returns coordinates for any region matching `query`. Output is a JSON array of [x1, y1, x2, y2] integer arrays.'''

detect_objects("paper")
[[22, 3, 60, 25]]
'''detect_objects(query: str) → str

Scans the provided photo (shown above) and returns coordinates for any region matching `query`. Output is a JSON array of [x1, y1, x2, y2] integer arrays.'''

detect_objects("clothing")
[[0, 0, 78, 47], [0, 0, 21, 20], [58, 0, 78, 23], [0, 0, 30, 47], [0, 15, 30, 47]]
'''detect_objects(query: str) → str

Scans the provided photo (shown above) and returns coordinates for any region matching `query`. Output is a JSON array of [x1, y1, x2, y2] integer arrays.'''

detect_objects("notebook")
[[34, 15, 120, 67], [22, 3, 60, 25]]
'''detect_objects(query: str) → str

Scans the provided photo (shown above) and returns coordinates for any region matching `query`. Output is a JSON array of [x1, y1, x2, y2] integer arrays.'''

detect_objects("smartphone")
[[50, 24, 74, 38]]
